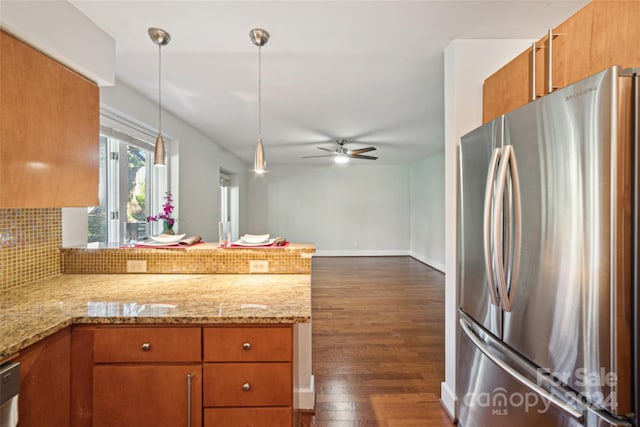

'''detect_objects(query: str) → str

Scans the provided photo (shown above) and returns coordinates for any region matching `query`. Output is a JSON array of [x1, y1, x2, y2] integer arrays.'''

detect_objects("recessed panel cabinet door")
[[553, 0, 640, 91], [0, 30, 99, 207], [18, 328, 71, 427], [483, 47, 535, 124], [93, 364, 202, 427]]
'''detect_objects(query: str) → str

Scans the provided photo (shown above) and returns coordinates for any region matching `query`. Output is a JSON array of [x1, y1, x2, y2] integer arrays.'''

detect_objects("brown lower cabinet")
[[93, 364, 202, 427], [202, 326, 293, 426], [67, 324, 294, 427], [18, 328, 71, 427]]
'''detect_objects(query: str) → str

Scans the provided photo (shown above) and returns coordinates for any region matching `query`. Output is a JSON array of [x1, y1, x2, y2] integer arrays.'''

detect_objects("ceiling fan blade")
[[349, 147, 377, 155], [350, 154, 378, 160], [317, 147, 338, 154], [302, 154, 335, 158]]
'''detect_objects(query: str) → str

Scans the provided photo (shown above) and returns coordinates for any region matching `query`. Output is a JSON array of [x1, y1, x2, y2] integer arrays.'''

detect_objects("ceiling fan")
[[302, 139, 378, 163]]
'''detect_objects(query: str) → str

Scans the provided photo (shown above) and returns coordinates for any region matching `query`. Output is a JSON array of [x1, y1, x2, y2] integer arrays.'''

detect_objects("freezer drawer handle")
[[459, 317, 584, 421], [483, 147, 502, 306]]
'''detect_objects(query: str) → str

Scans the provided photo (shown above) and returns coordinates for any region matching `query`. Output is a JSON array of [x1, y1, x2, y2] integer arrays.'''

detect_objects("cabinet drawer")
[[204, 407, 292, 427], [203, 362, 291, 407], [203, 326, 292, 362], [94, 327, 201, 362]]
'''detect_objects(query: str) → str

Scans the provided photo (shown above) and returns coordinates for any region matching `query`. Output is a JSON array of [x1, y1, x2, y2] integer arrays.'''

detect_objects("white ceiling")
[[71, 0, 586, 166]]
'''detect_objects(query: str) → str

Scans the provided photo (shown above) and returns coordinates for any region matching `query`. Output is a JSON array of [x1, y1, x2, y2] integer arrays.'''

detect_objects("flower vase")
[[162, 221, 174, 235]]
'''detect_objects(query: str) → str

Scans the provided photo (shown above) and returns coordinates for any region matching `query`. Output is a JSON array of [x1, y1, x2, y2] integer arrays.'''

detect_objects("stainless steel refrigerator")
[[457, 66, 638, 427]]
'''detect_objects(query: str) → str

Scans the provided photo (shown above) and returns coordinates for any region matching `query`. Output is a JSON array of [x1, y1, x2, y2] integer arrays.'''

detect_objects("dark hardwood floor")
[[299, 256, 454, 427]]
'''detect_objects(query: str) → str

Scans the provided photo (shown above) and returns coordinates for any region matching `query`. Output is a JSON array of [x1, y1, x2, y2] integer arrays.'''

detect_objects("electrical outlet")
[[126, 260, 147, 273], [249, 260, 269, 273]]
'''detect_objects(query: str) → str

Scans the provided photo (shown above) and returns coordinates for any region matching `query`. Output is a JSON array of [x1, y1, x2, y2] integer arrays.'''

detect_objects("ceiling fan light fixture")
[[300, 139, 379, 162], [148, 27, 171, 167], [334, 155, 349, 164], [250, 28, 270, 174]]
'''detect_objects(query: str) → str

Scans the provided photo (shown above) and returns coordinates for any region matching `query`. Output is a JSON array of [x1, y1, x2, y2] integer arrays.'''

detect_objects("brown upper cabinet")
[[483, 0, 640, 123], [0, 30, 99, 207]]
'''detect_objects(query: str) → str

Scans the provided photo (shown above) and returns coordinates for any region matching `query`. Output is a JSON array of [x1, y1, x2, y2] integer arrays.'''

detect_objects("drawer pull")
[[186, 373, 193, 427], [242, 342, 251, 351], [141, 343, 151, 351], [242, 382, 251, 391]]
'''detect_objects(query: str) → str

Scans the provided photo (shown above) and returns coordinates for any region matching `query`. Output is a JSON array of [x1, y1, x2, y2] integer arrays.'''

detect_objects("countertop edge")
[[2, 318, 73, 360], [2, 315, 311, 360]]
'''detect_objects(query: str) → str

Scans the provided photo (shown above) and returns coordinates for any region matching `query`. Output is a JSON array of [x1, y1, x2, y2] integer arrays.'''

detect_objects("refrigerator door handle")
[[508, 147, 522, 310], [493, 145, 511, 311], [459, 317, 584, 422], [493, 145, 522, 312], [483, 147, 502, 306]]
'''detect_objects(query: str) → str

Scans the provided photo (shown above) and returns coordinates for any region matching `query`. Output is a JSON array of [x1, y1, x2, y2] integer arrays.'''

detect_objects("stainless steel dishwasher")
[[0, 362, 19, 427]]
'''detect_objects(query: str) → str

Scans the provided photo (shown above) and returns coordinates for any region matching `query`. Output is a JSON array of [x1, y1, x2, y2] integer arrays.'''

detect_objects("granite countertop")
[[0, 273, 311, 360]]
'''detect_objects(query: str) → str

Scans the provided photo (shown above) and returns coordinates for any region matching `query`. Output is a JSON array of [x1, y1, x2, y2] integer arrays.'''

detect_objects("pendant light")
[[250, 28, 270, 174], [148, 27, 171, 167]]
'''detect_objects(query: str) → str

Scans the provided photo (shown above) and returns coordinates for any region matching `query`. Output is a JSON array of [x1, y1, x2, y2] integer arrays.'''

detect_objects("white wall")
[[247, 164, 410, 256], [441, 39, 534, 419], [100, 82, 249, 242], [409, 152, 445, 271], [0, 0, 249, 244]]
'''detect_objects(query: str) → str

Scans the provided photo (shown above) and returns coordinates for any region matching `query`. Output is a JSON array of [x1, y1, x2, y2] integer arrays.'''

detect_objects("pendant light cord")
[[258, 45, 262, 140], [158, 44, 162, 134]]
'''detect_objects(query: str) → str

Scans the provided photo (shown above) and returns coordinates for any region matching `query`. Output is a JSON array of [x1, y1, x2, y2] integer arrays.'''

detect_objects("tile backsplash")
[[0, 209, 314, 288], [61, 244, 313, 274], [0, 208, 62, 289]]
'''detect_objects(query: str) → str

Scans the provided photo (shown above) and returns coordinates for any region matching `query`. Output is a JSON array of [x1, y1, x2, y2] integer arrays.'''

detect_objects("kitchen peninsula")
[[61, 242, 315, 274], [1, 244, 314, 426]]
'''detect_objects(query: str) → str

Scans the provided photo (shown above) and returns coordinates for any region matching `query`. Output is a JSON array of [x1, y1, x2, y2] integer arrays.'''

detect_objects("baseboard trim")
[[409, 252, 445, 273], [314, 250, 411, 257], [295, 375, 315, 410], [310, 251, 446, 274], [440, 381, 457, 422]]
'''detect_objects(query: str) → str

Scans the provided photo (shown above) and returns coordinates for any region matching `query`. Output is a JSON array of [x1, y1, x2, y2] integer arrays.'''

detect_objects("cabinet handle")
[[532, 30, 562, 101], [141, 343, 151, 351], [242, 382, 251, 391], [531, 42, 541, 101], [547, 29, 553, 94], [546, 29, 562, 94], [186, 373, 193, 427], [242, 342, 251, 351]]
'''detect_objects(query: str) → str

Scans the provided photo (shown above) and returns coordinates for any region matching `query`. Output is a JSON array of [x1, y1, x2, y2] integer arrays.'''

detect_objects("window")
[[220, 174, 231, 223], [219, 170, 239, 241], [88, 122, 168, 245]]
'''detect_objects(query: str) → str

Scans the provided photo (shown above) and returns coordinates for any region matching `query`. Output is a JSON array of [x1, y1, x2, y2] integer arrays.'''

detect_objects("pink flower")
[[146, 192, 176, 225]]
